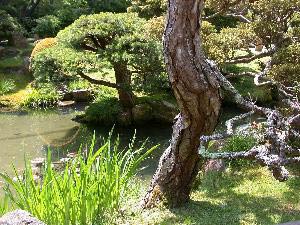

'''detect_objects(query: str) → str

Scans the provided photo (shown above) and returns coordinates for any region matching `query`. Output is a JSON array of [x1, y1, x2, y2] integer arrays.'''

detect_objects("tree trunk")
[[113, 63, 135, 114], [143, 0, 222, 207], [24, 0, 41, 18]]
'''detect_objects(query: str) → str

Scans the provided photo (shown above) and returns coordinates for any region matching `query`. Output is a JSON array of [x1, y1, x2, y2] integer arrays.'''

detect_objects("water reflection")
[[0, 105, 255, 178]]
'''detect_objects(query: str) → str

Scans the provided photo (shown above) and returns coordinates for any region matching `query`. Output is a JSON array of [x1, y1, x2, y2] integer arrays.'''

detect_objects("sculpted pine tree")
[[143, 0, 222, 207]]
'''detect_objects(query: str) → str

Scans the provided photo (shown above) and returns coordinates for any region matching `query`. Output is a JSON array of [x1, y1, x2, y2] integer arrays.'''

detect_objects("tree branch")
[[77, 71, 122, 90], [226, 47, 276, 65]]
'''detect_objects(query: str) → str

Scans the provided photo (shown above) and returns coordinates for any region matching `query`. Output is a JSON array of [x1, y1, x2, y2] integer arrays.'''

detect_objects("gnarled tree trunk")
[[143, 0, 222, 207], [113, 63, 135, 115]]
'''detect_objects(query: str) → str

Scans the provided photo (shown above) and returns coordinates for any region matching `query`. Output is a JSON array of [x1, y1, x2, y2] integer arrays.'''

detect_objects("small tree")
[[31, 13, 164, 122]]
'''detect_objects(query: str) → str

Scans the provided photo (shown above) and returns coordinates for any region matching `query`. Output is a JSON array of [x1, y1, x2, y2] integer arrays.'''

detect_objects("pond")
[[0, 105, 254, 179]]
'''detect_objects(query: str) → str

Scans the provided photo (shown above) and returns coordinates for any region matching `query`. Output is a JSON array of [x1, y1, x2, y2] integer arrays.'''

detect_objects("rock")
[[22, 57, 30, 72], [277, 222, 300, 225], [31, 158, 45, 167], [58, 100, 75, 107], [132, 104, 152, 123], [11, 33, 28, 48], [71, 89, 92, 102], [0, 210, 45, 225], [150, 100, 178, 123], [62, 92, 73, 101]]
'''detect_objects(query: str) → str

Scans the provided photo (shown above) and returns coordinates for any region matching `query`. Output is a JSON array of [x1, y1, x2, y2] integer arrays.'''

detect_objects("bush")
[[22, 85, 60, 108], [221, 135, 257, 168], [0, 10, 25, 44], [30, 44, 102, 85], [83, 97, 122, 125], [30, 38, 57, 58], [0, 136, 156, 224], [128, 0, 167, 18], [33, 15, 62, 38], [268, 43, 300, 86], [203, 24, 256, 65], [144, 16, 165, 41], [67, 79, 92, 91], [0, 79, 16, 95]]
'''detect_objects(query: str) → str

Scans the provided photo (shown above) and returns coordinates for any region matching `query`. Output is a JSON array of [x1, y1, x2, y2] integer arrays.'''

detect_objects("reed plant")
[[0, 134, 156, 224]]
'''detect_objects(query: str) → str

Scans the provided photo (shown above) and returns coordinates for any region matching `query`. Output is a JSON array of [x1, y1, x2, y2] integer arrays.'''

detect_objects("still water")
[[0, 106, 172, 177], [0, 105, 251, 178]]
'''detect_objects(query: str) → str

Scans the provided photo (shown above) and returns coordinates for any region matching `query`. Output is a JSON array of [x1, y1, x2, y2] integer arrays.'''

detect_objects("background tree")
[[31, 12, 165, 122]]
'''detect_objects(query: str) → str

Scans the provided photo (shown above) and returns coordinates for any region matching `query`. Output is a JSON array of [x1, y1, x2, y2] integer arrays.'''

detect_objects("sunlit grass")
[[122, 167, 300, 225]]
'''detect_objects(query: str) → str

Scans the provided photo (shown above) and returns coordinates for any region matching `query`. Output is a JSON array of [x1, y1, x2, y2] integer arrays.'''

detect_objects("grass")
[[230, 76, 274, 104], [122, 167, 300, 225], [0, 134, 157, 224], [0, 56, 23, 69]]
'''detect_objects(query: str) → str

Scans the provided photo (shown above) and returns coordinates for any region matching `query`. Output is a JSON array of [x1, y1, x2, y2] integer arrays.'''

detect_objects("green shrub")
[[67, 79, 92, 91], [30, 44, 102, 85], [22, 85, 60, 108], [84, 97, 122, 125], [203, 24, 255, 65], [0, 10, 25, 44], [221, 135, 257, 168], [0, 135, 156, 225], [0, 79, 16, 95], [33, 15, 62, 38], [268, 43, 300, 86]]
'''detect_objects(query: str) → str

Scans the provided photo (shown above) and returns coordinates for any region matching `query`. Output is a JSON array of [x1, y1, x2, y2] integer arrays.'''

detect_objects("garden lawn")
[[121, 167, 300, 225]]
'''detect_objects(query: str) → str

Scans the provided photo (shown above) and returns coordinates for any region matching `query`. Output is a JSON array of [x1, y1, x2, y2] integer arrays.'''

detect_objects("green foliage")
[[33, 15, 62, 38], [221, 135, 257, 168], [56, 12, 166, 93], [67, 79, 92, 91], [230, 76, 274, 104], [0, 196, 8, 216], [203, 24, 255, 65], [0, 135, 156, 225], [0, 56, 23, 69], [57, 13, 144, 49], [251, 0, 300, 45], [84, 97, 122, 125], [128, 0, 166, 18], [30, 44, 102, 85], [88, 0, 130, 13], [269, 43, 300, 86], [0, 10, 25, 43], [22, 84, 60, 108], [144, 16, 165, 41], [0, 79, 16, 95]]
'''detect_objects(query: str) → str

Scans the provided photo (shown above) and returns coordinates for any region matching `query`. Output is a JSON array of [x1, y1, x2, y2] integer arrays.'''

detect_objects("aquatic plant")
[[0, 134, 157, 224]]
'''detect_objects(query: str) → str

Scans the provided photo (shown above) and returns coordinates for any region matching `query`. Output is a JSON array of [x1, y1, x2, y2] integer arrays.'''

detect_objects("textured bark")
[[143, 0, 222, 207], [113, 63, 134, 111]]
